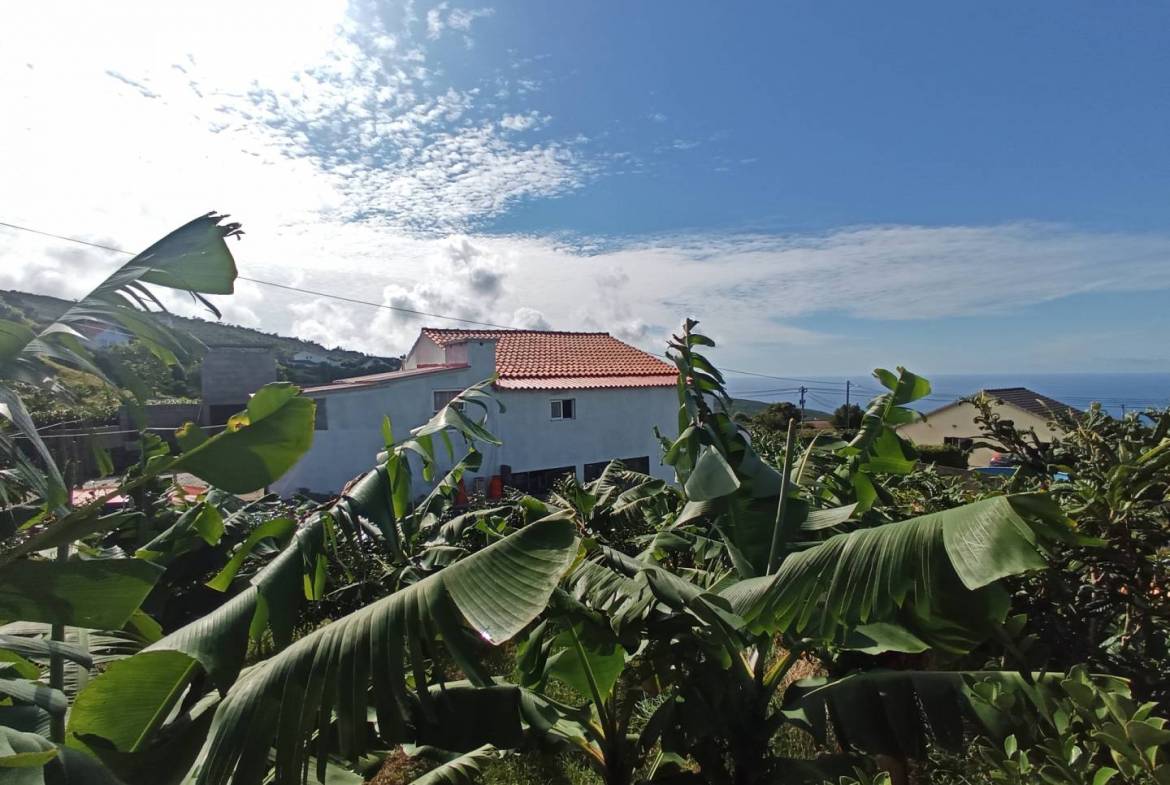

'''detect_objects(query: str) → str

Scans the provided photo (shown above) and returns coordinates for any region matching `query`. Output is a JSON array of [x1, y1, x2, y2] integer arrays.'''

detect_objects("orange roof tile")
[[421, 328, 675, 389]]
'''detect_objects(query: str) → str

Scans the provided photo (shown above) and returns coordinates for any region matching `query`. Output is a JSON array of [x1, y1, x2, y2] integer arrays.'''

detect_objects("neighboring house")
[[897, 387, 1078, 467], [271, 328, 679, 497], [201, 347, 278, 425]]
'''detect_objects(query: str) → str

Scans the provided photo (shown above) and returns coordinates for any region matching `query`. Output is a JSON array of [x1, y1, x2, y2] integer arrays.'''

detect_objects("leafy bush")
[[831, 403, 863, 430], [969, 402, 1170, 710], [970, 665, 1170, 784]]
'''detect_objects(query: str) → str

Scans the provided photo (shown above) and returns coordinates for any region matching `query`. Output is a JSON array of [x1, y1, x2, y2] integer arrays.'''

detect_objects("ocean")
[[725, 373, 1170, 419]]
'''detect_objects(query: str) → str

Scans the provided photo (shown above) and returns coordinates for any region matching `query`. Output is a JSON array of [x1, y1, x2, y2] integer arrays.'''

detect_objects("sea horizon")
[[725, 371, 1170, 418]]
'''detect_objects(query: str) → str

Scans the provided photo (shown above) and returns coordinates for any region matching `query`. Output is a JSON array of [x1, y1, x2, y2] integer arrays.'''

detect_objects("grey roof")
[[982, 387, 1080, 418]]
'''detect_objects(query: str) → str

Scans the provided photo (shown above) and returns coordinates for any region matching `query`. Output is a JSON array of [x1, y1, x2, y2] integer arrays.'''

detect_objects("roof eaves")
[[303, 363, 470, 395]]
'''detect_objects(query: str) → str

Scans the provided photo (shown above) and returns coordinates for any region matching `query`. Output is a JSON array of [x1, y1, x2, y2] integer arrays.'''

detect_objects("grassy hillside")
[[1, 289, 395, 362]]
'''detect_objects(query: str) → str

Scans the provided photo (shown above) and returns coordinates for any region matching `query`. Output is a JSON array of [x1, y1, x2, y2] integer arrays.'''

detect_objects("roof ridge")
[[422, 327, 611, 336]]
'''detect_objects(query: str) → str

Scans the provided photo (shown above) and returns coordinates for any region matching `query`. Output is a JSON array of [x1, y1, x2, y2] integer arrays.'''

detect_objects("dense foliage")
[[1, 216, 1167, 785]]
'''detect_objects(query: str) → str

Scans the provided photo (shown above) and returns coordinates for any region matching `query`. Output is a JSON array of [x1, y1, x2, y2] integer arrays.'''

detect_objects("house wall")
[[271, 336, 679, 496], [271, 362, 496, 496], [897, 400, 1063, 467], [201, 348, 277, 406], [404, 335, 445, 369], [495, 387, 677, 483]]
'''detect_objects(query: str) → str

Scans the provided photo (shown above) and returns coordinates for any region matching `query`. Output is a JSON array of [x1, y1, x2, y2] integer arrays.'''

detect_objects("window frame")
[[550, 398, 576, 420], [432, 389, 465, 414]]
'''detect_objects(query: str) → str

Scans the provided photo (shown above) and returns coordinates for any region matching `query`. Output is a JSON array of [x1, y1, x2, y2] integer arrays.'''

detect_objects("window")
[[433, 390, 464, 413], [550, 398, 575, 420], [943, 436, 973, 451], [313, 398, 328, 431]]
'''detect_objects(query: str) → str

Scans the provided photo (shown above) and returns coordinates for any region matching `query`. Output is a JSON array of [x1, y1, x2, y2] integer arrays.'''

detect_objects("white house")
[[897, 387, 1078, 467], [271, 328, 679, 497]]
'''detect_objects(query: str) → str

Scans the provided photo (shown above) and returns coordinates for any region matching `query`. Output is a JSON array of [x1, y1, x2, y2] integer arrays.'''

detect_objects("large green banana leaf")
[[0, 725, 125, 785], [66, 513, 330, 760], [0, 558, 162, 629], [720, 493, 1074, 649], [5, 384, 314, 562], [781, 670, 1036, 759], [189, 515, 576, 785], [405, 746, 496, 785]]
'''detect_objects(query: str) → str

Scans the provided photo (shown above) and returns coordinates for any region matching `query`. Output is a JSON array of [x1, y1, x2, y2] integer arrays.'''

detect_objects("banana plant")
[[532, 322, 1083, 785], [58, 382, 566, 785], [0, 213, 243, 514]]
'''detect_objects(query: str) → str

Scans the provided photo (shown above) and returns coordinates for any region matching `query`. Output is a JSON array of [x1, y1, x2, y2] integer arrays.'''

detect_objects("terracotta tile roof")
[[421, 328, 676, 389], [496, 375, 677, 390], [983, 387, 1081, 418]]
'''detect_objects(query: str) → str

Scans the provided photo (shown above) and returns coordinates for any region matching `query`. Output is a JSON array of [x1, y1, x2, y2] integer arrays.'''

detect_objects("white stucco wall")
[[403, 334, 445, 369], [271, 337, 679, 495], [271, 341, 497, 496], [495, 387, 677, 482]]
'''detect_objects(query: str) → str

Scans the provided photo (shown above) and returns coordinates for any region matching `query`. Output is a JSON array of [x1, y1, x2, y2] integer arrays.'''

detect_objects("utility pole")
[[845, 380, 851, 410], [799, 385, 807, 422]]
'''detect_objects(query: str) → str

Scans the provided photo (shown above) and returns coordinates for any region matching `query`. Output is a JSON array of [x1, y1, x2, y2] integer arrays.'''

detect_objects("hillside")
[[0, 289, 401, 389]]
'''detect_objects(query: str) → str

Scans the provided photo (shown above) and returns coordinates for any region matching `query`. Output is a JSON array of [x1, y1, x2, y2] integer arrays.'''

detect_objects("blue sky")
[[1, 1, 1168, 375], [481, 1, 1170, 237]]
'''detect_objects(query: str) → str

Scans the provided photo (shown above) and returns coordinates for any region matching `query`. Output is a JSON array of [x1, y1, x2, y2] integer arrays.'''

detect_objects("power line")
[[0, 219, 512, 330], [21, 423, 230, 440], [0, 220, 129, 256]]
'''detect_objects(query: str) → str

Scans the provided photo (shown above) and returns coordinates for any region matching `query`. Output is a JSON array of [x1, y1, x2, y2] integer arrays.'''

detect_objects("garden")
[[2, 216, 1168, 785]]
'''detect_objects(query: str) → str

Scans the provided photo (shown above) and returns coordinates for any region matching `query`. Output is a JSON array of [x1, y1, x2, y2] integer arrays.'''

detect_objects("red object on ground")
[[455, 478, 469, 506], [488, 475, 503, 499]]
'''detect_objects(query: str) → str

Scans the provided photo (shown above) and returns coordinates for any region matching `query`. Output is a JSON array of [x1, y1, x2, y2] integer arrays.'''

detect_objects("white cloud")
[[426, 2, 494, 41], [0, 0, 588, 240], [220, 222, 1170, 363], [500, 111, 549, 131]]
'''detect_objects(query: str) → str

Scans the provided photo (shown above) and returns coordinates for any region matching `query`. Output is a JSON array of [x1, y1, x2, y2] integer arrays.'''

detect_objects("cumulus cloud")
[[510, 306, 550, 330], [500, 111, 549, 131]]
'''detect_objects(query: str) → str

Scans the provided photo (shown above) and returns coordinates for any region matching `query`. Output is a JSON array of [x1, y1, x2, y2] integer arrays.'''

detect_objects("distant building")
[[897, 387, 1078, 467], [290, 350, 329, 364], [272, 328, 679, 497], [201, 347, 277, 425]]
